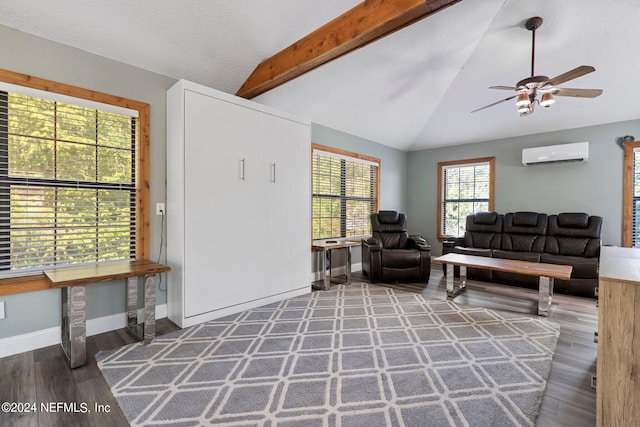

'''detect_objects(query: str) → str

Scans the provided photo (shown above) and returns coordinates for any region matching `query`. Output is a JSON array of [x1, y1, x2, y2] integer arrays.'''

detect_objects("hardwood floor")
[[0, 267, 597, 426]]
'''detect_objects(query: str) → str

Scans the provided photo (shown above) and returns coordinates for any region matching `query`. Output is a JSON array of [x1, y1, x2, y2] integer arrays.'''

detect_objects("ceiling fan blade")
[[551, 87, 603, 98], [542, 65, 595, 87], [471, 95, 518, 113], [489, 85, 519, 91]]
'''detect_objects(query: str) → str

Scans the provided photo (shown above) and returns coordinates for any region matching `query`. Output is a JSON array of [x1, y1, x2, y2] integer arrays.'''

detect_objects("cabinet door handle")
[[240, 158, 245, 180], [271, 162, 276, 183]]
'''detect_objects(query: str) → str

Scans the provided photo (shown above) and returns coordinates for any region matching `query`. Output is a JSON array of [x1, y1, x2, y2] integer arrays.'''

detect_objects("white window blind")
[[441, 160, 491, 237], [0, 89, 137, 277], [312, 147, 379, 240]]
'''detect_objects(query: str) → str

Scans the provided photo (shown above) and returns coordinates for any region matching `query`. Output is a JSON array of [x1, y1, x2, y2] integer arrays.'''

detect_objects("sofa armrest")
[[408, 235, 431, 251], [362, 237, 382, 251], [361, 238, 382, 281]]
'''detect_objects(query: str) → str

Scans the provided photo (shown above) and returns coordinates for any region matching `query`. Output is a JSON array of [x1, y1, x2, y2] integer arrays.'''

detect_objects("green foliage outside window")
[[442, 163, 491, 237], [1, 92, 136, 274], [312, 150, 378, 240]]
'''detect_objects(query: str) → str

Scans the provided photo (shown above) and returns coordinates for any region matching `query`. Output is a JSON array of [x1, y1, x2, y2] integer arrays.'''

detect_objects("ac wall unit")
[[522, 141, 589, 166]]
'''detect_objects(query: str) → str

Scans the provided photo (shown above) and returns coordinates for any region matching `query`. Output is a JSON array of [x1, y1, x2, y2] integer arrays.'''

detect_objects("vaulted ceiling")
[[2, 0, 639, 151]]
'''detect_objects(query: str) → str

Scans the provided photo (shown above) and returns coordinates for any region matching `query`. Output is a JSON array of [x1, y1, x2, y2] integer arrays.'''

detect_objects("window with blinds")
[[438, 157, 495, 239], [0, 89, 137, 277], [312, 145, 379, 240]]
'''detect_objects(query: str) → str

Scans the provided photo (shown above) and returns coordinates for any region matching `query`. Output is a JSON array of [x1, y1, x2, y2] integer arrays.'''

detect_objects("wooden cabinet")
[[166, 80, 311, 328], [596, 246, 640, 426]]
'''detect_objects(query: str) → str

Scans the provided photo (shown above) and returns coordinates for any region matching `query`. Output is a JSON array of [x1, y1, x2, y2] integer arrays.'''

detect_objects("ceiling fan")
[[472, 16, 603, 116]]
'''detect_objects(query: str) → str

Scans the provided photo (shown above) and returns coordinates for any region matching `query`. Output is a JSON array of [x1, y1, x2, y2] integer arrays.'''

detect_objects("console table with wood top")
[[432, 253, 572, 316], [312, 241, 360, 291], [44, 259, 171, 368]]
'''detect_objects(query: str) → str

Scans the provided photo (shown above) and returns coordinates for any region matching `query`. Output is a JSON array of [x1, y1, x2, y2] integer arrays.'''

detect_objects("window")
[[0, 69, 149, 284], [623, 141, 640, 247], [312, 144, 379, 240], [438, 157, 495, 240]]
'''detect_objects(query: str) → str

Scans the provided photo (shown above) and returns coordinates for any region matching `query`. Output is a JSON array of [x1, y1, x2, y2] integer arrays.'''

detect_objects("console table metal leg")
[[127, 275, 157, 343], [538, 276, 554, 316], [322, 249, 330, 290], [127, 276, 138, 334], [346, 246, 352, 283], [143, 274, 156, 344], [61, 285, 86, 369]]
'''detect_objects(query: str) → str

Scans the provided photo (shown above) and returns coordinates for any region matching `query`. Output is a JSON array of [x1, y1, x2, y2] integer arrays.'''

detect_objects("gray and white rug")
[[97, 282, 560, 427]]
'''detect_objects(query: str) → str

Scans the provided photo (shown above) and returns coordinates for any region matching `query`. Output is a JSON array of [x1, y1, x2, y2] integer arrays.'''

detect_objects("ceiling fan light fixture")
[[516, 92, 531, 106], [540, 92, 555, 107], [518, 104, 531, 114]]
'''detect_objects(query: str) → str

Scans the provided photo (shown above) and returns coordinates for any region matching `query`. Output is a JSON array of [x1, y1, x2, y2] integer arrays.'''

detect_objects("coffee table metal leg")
[[460, 266, 467, 292], [538, 276, 554, 316], [446, 264, 468, 298], [446, 264, 454, 297]]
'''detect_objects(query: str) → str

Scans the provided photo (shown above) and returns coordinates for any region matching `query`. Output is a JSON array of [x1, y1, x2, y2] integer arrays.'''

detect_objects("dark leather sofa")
[[446, 211, 602, 298], [362, 211, 431, 283]]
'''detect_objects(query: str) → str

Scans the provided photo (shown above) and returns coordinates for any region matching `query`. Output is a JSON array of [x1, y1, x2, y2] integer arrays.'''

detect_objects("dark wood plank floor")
[[0, 267, 597, 426]]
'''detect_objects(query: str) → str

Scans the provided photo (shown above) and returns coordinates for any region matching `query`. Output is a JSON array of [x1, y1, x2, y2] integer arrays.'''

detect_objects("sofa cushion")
[[493, 250, 541, 263], [463, 212, 503, 249], [452, 246, 492, 257], [513, 212, 540, 227], [501, 212, 547, 252], [546, 214, 602, 257], [475, 211, 499, 225], [558, 212, 589, 228], [540, 254, 599, 279], [381, 249, 420, 269], [503, 212, 548, 235]]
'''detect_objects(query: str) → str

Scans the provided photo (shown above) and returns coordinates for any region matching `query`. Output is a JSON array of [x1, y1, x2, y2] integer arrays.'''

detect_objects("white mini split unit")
[[522, 141, 589, 166]]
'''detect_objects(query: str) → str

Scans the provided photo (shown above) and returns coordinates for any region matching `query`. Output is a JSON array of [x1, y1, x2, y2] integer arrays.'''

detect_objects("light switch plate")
[[0, 301, 5, 319]]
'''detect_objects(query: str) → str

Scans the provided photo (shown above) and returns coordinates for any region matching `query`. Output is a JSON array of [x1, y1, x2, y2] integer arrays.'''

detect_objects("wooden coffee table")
[[432, 253, 572, 316]]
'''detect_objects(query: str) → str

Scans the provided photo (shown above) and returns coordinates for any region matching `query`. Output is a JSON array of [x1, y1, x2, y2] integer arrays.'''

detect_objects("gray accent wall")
[[0, 25, 176, 339], [407, 119, 640, 255]]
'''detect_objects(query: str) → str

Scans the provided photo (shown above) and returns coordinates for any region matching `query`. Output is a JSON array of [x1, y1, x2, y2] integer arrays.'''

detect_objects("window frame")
[[437, 156, 495, 241], [311, 143, 380, 240], [623, 141, 640, 247], [0, 68, 150, 295]]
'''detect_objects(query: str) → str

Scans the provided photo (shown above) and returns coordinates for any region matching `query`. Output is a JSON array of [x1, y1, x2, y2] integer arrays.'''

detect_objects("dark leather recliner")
[[362, 210, 431, 283]]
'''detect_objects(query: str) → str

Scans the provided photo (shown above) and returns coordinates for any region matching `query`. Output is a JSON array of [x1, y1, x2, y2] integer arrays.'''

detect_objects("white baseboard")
[[0, 303, 168, 359], [310, 263, 362, 283]]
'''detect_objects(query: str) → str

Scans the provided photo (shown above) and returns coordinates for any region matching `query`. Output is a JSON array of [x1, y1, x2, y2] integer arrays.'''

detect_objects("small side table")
[[312, 241, 361, 290]]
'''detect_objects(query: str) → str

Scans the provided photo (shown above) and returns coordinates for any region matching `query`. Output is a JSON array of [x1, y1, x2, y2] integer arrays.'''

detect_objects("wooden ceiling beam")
[[236, 0, 462, 99]]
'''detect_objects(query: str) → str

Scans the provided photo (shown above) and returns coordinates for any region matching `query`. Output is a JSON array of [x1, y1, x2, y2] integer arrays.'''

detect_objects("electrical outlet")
[[156, 203, 165, 216], [0, 301, 5, 320]]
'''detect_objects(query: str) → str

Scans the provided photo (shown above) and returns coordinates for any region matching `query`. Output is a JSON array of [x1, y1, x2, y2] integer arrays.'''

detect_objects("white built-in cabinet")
[[166, 79, 311, 328]]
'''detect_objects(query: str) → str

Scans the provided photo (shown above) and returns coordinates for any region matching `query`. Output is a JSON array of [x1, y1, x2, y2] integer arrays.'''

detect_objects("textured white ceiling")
[[1, 0, 639, 151]]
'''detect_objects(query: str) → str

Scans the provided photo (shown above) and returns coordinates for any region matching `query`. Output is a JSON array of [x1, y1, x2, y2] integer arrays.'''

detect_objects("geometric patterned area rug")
[[96, 282, 560, 427]]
